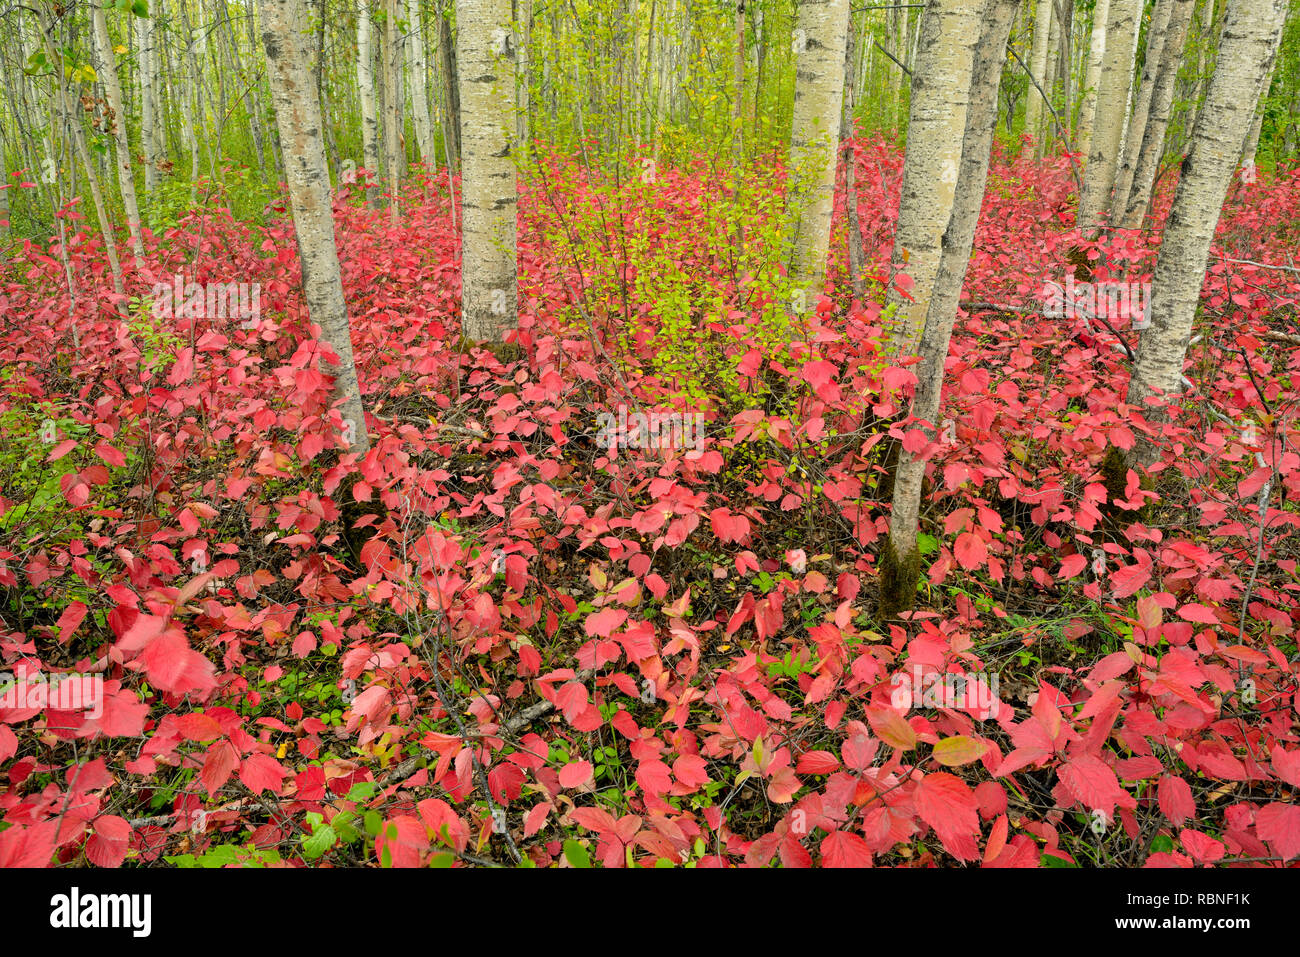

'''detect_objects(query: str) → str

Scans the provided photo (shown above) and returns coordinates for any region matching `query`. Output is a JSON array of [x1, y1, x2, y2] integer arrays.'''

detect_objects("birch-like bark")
[[1125, 0, 1287, 467], [1077, 0, 1142, 232], [1239, 4, 1290, 173], [882, 0, 981, 356], [1078, 0, 1111, 160], [261, 0, 370, 456], [884, 0, 1019, 615], [1110, 0, 1177, 225], [456, 0, 518, 342], [1121, 0, 1195, 226], [36, 6, 123, 296], [1024, 0, 1054, 145], [91, 5, 144, 261], [383, 0, 403, 224], [438, 2, 462, 172], [407, 0, 434, 165], [358, 0, 382, 207], [785, 0, 852, 308], [136, 9, 161, 199]]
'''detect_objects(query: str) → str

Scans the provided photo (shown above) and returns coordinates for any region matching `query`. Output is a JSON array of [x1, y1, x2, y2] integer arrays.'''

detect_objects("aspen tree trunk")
[[261, 0, 370, 456], [91, 5, 145, 261], [456, 0, 518, 342], [359, 0, 382, 207], [517, 0, 533, 147], [438, 2, 462, 172], [407, 0, 434, 165], [137, 10, 161, 199], [1040, 5, 1060, 149], [1125, 0, 1287, 467], [1110, 0, 1177, 225], [785, 0, 852, 310], [383, 0, 403, 224], [1077, 0, 1141, 232], [1121, 0, 1195, 225], [36, 7, 123, 297], [882, 0, 981, 356], [1239, 4, 1289, 173], [244, 3, 269, 179], [1024, 0, 1054, 145], [881, 0, 1020, 619]]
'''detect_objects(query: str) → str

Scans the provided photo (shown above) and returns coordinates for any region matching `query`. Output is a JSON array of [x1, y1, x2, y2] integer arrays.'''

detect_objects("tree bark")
[[359, 0, 382, 207], [1077, 0, 1112, 164], [407, 0, 435, 166], [1121, 0, 1196, 226], [1024, 0, 1054, 146], [785, 0, 853, 309], [456, 0, 519, 342], [1125, 0, 1288, 467], [882, 0, 982, 356], [881, 0, 1019, 619], [1110, 0, 1177, 226], [261, 0, 370, 456], [1077, 0, 1142, 233], [91, 4, 145, 261]]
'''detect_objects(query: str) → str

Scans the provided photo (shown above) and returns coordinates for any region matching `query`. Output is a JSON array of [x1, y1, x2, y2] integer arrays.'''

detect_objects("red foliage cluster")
[[1, 146, 1299, 867]]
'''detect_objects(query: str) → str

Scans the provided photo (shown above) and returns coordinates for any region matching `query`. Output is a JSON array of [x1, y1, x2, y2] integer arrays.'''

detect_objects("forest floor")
[[2, 140, 1300, 867]]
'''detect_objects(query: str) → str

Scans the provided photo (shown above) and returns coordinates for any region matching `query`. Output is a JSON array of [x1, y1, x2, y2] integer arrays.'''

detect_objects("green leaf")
[[301, 823, 336, 860], [562, 839, 591, 868], [132, 0, 149, 16], [428, 852, 455, 868]]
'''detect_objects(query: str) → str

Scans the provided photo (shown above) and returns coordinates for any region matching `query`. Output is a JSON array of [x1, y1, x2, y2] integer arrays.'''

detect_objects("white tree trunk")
[[1024, 0, 1054, 145], [785, 0, 853, 305], [407, 0, 435, 165], [883, 0, 1020, 618], [1121, 0, 1196, 225], [260, 0, 370, 455], [1110, 0, 1178, 225], [1078, 0, 1111, 163], [457, 0, 519, 342], [136, 10, 161, 200], [883, 0, 982, 356], [383, 0, 403, 225], [1077, 0, 1142, 232], [92, 5, 145, 261], [1125, 0, 1287, 466], [359, 0, 382, 207], [1239, 4, 1290, 173]]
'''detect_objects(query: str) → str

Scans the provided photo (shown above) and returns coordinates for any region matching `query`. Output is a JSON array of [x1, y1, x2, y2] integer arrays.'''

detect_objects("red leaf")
[[953, 532, 988, 571], [239, 754, 287, 794], [94, 441, 127, 468], [914, 772, 981, 861], [1060, 754, 1128, 817], [796, 750, 841, 775], [559, 761, 594, 789], [1256, 803, 1300, 860], [820, 830, 873, 868]]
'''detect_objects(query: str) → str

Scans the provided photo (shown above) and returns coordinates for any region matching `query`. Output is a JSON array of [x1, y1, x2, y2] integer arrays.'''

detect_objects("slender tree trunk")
[[383, 0, 403, 224], [731, 1, 746, 163], [91, 5, 145, 261], [1077, 0, 1142, 232], [456, 0, 518, 342], [261, 0, 370, 456], [1239, 4, 1290, 174], [438, 1, 462, 172], [841, 6, 864, 297], [883, 0, 982, 355], [407, 0, 434, 165], [137, 8, 161, 200], [786, 0, 853, 309], [1122, 0, 1196, 225], [1110, 0, 1177, 225], [1125, 0, 1287, 467], [36, 6, 123, 296], [881, 0, 1019, 620], [359, 0, 382, 207], [1025, 0, 1054, 145]]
